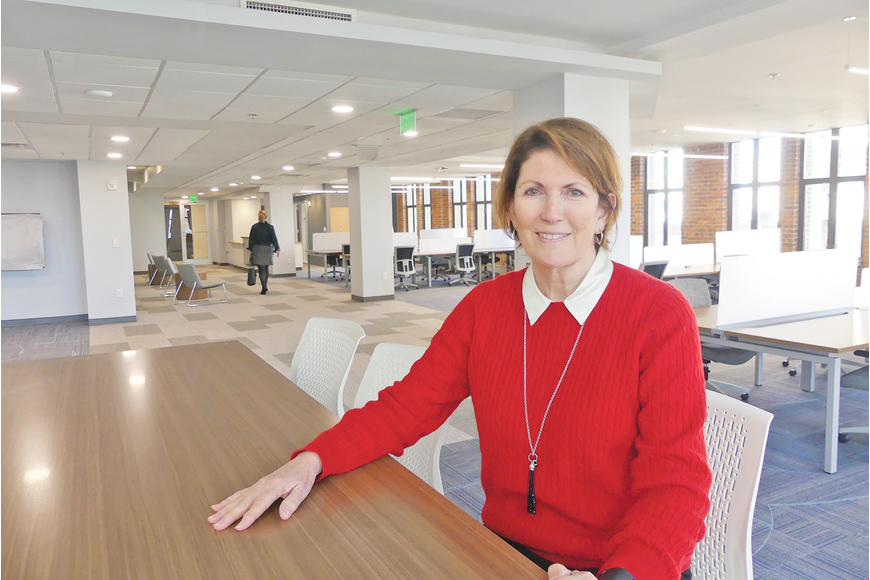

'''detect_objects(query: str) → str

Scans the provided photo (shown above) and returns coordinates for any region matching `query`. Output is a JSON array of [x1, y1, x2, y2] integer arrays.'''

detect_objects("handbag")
[[247, 263, 257, 286]]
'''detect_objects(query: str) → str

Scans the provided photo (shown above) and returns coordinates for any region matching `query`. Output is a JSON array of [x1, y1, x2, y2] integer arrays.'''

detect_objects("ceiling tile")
[[49, 51, 161, 68], [393, 84, 502, 109], [156, 68, 259, 93], [1, 122, 27, 143], [2, 54, 50, 81], [163, 61, 264, 76], [136, 128, 211, 164], [0, 77, 55, 99], [223, 94, 313, 114], [326, 82, 422, 104], [18, 122, 90, 158], [140, 103, 221, 121], [147, 88, 236, 108], [56, 82, 150, 102], [213, 107, 302, 124], [244, 76, 344, 99], [263, 70, 353, 83], [51, 59, 159, 87], [61, 99, 144, 117], [2, 94, 58, 114], [1, 147, 39, 159]]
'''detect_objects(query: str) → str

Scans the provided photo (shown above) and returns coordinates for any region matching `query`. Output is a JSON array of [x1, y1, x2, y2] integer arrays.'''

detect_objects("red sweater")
[[300, 263, 711, 580]]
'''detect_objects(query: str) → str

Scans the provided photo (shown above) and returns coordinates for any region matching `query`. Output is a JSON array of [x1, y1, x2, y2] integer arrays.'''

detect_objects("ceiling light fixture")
[[182, 195, 189, 199], [459, 163, 504, 169], [282, 165, 294, 171], [251, 175, 261, 180], [85, 89, 113, 98], [111, 136, 130, 142], [844, 15, 856, 21], [332, 105, 353, 113], [107, 153, 123, 158], [1, 84, 19, 93], [127, 165, 136, 169], [846, 65, 870, 75], [210, 188, 219, 192], [327, 152, 342, 158], [331, 184, 348, 189], [229, 182, 238, 186]]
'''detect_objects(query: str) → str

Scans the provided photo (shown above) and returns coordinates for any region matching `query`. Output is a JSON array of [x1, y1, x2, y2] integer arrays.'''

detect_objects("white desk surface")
[[724, 309, 868, 354], [665, 263, 719, 278]]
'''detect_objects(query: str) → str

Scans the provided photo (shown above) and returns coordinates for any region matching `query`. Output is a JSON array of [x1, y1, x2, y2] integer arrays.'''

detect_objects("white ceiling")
[[1, 0, 867, 200]]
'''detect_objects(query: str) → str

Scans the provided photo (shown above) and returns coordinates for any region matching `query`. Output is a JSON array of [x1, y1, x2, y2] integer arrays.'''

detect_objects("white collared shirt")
[[522, 249, 614, 325]]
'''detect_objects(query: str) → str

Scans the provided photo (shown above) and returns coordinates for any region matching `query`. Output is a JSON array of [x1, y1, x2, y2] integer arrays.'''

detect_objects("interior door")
[[180, 202, 211, 265]]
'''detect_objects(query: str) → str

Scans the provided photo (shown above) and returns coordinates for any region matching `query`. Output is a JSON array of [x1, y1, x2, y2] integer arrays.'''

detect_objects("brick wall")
[[630, 156, 645, 237], [681, 144, 729, 245], [779, 138, 802, 252]]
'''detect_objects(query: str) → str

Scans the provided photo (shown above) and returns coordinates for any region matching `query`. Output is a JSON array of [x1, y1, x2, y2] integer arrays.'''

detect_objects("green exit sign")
[[188, 195, 198, 202]]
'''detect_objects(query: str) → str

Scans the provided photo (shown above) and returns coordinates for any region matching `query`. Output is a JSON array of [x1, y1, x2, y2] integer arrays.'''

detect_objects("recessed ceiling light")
[[403, 131, 418, 137], [210, 187, 219, 192], [846, 65, 870, 75], [182, 195, 189, 199], [127, 165, 136, 170], [844, 16, 856, 21], [332, 105, 353, 113], [1, 84, 19, 93], [107, 153, 123, 158], [85, 89, 113, 98], [282, 165, 294, 171], [111, 136, 129, 142], [768, 73, 779, 79], [327, 152, 342, 158], [229, 182, 238, 186], [251, 175, 261, 180], [331, 184, 348, 189]]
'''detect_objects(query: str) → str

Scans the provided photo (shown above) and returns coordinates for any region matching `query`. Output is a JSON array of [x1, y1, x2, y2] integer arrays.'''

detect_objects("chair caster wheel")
[[789, 369, 797, 377], [839, 433, 851, 443], [740, 393, 750, 401], [782, 360, 790, 367]]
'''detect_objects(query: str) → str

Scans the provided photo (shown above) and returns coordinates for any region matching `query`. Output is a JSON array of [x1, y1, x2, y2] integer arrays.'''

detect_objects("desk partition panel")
[[419, 237, 472, 254], [717, 249, 858, 327], [472, 229, 514, 250], [419, 228, 467, 240], [643, 243, 714, 269], [715, 228, 781, 263], [312, 231, 350, 251], [393, 231, 419, 248]]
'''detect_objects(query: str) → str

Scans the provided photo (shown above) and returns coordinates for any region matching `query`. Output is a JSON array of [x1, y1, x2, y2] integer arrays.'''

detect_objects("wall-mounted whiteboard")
[[2, 213, 45, 271]]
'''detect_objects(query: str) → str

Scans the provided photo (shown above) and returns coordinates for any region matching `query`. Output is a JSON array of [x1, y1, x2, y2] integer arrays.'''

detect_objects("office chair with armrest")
[[353, 343, 449, 494], [173, 263, 228, 307], [691, 390, 773, 580], [670, 277, 753, 401], [639, 260, 669, 279], [394, 246, 419, 291], [289, 317, 365, 418], [448, 243, 478, 287], [838, 348, 868, 443]]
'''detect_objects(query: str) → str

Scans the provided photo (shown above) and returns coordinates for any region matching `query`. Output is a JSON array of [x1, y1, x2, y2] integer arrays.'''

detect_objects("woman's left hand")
[[547, 564, 595, 579], [275, 251, 280, 257]]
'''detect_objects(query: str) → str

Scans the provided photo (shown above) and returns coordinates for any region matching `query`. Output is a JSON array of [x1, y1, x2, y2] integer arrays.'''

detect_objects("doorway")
[[164, 202, 210, 264]]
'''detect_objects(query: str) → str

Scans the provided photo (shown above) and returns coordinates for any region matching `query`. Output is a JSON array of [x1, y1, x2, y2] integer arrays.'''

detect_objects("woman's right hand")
[[208, 451, 322, 531]]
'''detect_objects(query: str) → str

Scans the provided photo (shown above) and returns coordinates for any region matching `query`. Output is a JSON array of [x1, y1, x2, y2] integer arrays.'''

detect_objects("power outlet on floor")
[[116, 289, 123, 297]]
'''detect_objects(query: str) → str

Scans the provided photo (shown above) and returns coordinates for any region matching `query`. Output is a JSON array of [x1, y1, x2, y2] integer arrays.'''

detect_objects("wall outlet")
[[107, 180, 117, 191], [116, 289, 123, 297], [112, 238, 120, 248], [383, 272, 389, 280]]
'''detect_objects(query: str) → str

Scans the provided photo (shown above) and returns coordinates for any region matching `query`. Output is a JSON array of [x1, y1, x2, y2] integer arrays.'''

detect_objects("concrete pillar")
[[513, 73, 631, 266], [348, 165, 394, 301], [262, 186, 297, 276]]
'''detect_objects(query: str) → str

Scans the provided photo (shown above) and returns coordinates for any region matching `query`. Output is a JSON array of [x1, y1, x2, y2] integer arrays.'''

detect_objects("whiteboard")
[[2, 213, 45, 270]]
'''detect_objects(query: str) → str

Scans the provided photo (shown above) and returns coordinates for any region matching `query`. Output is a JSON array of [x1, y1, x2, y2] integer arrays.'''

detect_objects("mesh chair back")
[[455, 243, 475, 272], [640, 260, 669, 279], [691, 391, 773, 580], [353, 343, 448, 494], [670, 278, 712, 308], [289, 317, 365, 418], [395, 246, 416, 275]]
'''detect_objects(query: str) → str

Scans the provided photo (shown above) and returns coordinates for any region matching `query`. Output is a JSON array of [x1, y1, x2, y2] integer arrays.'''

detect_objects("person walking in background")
[[248, 210, 280, 295]]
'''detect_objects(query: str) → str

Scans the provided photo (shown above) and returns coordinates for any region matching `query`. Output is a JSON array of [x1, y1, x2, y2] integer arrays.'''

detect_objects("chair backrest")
[[395, 246, 416, 275], [289, 317, 366, 418], [146, 252, 155, 265], [176, 263, 201, 286], [353, 342, 448, 494], [152, 255, 169, 273], [342, 244, 351, 257], [691, 390, 773, 580], [670, 277, 712, 308], [455, 243, 475, 272], [639, 260, 669, 279], [165, 257, 178, 276]]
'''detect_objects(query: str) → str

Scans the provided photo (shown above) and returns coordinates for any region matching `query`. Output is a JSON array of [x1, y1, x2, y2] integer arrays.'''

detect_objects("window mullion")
[[827, 129, 840, 249]]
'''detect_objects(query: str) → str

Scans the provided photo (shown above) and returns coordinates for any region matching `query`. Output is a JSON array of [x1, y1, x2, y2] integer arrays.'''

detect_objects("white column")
[[348, 165, 394, 301], [76, 160, 137, 323], [513, 73, 631, 266], [262, 186, 297, 276], [128, 190, 165, 272]]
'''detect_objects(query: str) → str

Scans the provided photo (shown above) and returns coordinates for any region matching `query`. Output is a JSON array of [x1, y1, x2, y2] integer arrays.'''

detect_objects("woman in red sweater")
[[209, 118, 711, 580]]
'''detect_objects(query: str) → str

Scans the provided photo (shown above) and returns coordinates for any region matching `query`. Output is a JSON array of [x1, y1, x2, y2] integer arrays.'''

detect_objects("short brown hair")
[[258, 210, 267, 220], [494, 118, 622, 250]]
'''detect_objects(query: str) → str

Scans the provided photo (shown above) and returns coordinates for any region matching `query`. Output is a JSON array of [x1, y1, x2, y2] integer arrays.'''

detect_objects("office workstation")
[[1, 1, 868, 579]]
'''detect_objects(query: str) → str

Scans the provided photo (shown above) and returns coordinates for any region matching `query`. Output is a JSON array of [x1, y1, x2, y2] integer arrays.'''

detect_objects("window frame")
[[727, 137, 782, 231]]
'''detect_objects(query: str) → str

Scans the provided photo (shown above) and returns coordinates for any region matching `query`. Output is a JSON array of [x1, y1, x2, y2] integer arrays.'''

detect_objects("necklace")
[[523, 308, 584, 514]]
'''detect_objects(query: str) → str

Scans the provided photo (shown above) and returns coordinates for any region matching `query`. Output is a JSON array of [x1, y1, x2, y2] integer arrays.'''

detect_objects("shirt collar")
[[522, 249, 613, 326]]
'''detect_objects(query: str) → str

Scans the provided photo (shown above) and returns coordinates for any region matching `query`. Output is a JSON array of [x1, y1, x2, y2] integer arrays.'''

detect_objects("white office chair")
[[691, 390, 773, 580], [353, 342, 449, 494], [289, 317, 366, 418], [670, 277, 753, 401], [448, 243, 478, 287], [172, 263, 228, 306]]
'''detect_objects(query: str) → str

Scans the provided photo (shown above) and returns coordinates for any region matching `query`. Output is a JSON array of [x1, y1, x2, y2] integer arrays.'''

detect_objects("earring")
[[594, 232, 604, 246]]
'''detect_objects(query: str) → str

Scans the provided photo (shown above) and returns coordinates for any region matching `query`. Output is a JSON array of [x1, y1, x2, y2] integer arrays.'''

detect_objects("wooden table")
[[1, 341, 542, 579], [694, 306, 869, 473]]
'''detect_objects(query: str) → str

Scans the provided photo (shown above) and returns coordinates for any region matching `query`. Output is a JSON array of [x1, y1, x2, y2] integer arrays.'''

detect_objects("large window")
[[728, 137, 781, 231], [452, 179, 467, 228], [404, 185, 418, 233], [475, 175, 493, 230], [645, 150, 683, 246], [801, 125, 868, 253], [422, 184, 432, 230]]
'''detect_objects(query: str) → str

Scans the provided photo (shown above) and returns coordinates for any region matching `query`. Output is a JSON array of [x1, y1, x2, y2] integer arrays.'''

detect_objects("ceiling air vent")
[[243, 1, 355, 22]]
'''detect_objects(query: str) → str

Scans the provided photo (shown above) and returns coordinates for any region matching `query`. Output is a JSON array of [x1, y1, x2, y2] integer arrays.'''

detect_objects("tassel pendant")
[[527, 459, 537, 514]]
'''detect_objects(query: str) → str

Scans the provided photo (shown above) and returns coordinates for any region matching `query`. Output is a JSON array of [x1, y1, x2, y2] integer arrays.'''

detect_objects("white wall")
[[76, 160, 136, 322], [231, 198, 261, 242], [262, 187, 297, 275], [128, 190, 166, 271], [1, 160, 88, 322]]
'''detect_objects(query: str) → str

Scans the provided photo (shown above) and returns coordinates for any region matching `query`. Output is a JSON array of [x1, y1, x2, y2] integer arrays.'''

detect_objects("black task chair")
[[448, 243, 478, 287], [839, 349, 869, 443], [639, 260, 669, 279], [394, 246, 419, 291], [670, 277, 753, 401]]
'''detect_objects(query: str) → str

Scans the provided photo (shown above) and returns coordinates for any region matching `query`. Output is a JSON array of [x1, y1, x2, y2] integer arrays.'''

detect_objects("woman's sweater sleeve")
[[247, 225, 256, 251], [600, 285, 712, 580], [294, 285, 480, 480], [270, 225, 280, 251]]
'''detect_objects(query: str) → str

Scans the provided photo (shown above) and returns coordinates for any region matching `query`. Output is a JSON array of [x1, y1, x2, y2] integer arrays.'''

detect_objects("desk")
[[305, 249, 343, 281], [664, 263, 719, 279], [695, 306, 869, 474], [1, 342, 542, 579], [473, 246, 515, 282], [415, 250, 454, 287]]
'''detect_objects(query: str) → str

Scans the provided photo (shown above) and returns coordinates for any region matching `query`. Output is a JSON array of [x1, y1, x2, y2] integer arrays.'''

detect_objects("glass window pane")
[[424, 206, 432, 230], [732, 187, 753, 230], [667, 191, 683, 245], [454, 206, 461, 227], [407, 208, 416, 233], [452, 181, 461, 203], [648, 191, 665, 246], [730, 140, 754, 184], [647, 153, 665, 190], [803, 183, 830, 250], [835, 181, 866, 253], [803, 131, 832, 179], [838, 124, 869, 177], [668, 150, 683, 190], [423, 187, 430, 205], [757, 186, 779, 229], [758, 137, 781, 183], [405, 188, 413, 207]]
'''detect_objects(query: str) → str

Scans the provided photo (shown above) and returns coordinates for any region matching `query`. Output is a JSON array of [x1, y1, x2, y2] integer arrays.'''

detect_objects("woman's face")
[[508, 149, 610, 277], [258, 213, 266, 223]]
